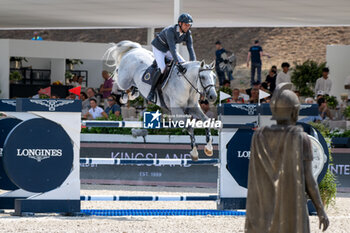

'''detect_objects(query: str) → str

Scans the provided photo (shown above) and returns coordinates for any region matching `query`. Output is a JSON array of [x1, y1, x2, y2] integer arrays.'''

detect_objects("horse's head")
[[198, 61, 217, 102]]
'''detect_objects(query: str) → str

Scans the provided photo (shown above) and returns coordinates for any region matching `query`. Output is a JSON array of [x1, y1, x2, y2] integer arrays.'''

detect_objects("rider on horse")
[[147, 13, 197, 101]]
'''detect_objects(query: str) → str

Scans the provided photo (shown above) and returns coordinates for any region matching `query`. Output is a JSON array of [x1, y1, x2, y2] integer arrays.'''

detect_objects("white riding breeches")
[[152, 46, 185, 73]]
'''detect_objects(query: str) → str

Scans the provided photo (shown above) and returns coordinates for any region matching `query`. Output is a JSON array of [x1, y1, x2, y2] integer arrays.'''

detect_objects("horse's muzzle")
[[206, 87, 217, 102]]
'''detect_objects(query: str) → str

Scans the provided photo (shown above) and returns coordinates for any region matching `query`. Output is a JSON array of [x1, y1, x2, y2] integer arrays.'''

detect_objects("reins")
[[177, 68, 214, 96]]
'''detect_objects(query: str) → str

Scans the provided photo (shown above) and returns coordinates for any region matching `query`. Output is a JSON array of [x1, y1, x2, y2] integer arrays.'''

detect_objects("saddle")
[[142, 59, 174, 87]]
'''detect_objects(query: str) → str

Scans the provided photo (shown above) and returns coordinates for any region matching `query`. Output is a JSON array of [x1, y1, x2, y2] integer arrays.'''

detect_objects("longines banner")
[[329, 149, 350, 188], [80, 143, 219, 187]]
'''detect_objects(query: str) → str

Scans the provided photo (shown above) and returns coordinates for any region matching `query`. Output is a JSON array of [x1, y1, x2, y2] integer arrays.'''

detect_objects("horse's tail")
[[104, 40, 142, 69]]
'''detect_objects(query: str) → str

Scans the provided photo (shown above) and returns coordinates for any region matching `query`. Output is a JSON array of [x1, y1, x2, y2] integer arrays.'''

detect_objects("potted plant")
[[291, 60, 326, 97], [325, 95, 339, 119], [10, 57, 28, 69], [309, 122, 337, 208], [66, 59, 83, 70], [9, 71, 23, 84], [65, 71, 74, 84]]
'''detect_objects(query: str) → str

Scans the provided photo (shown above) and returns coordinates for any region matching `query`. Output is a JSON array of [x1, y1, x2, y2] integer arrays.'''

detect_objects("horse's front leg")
[[170, 107, 198, 161], [188, 105, 213, 157], [187, 126, 198, 161]]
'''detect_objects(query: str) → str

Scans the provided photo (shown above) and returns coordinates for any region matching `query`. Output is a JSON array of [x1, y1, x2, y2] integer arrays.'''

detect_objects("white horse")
[[105, 40, 217, 160]]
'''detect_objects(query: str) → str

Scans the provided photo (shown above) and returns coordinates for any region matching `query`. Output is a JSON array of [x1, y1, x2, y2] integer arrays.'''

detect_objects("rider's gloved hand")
[[224, 59, 229, 64], [177, 63, 187, 73]]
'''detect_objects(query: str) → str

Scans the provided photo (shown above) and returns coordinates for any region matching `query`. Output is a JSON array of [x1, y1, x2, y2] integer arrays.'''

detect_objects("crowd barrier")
[[0, 99, 328, 216]]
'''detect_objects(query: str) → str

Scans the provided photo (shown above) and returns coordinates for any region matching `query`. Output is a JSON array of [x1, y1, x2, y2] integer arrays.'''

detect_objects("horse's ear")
[[209, 60, 215, 70], [200, 60, 205, 68]]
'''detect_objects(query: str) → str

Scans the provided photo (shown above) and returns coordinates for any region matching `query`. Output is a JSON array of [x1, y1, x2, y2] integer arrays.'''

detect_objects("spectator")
[[100, 70, 114, 99], [71, 75, 79, 87], [86, 87, 101, 107], [66, 92, 78, 100], [249, 88, 260, 104], [305, 97, 315, 104], [81, 92, 89, 115], [84, 98, 104, 119], [315, 67, 332, 96], [271, 65, 277, 73], [318, 97, 333, 120], [102, 94, 121, 119], [246, 40, 270, 86], [200, 99, 215, 119], [51, 94, 59, 99], [215, 41, 233, 86], [31, 31, 43, 41], [223, 80, 231, 88], [78, 76, 86, 87], [276, 62, 291, 85], [265, 69, 277, 93], [242, 81, 261, 98], [228, 88, 244, 103]]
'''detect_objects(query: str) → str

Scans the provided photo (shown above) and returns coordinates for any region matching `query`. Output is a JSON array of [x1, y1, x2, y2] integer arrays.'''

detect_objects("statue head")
[[270, 83, 300, 124]]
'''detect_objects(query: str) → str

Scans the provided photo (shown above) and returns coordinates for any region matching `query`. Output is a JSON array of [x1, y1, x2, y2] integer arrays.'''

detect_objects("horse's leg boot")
[[147, 68, 161, 103]]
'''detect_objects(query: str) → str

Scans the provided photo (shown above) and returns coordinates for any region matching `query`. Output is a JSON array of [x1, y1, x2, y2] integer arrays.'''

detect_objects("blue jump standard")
[[81, 209, 246, 216]]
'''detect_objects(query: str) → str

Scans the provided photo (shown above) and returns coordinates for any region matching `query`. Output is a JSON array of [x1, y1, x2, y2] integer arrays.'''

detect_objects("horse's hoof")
[[204, 146, 213, 157], [190, 147, 199, 161], [128, 90, 139, 100], [120, 95, 128, 104]]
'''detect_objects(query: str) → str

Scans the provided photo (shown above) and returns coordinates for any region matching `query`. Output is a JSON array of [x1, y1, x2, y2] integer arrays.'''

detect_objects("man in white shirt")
[[84, 98, 104, 119], [315, 68, 331, 96], [276, 62, 291, 85]]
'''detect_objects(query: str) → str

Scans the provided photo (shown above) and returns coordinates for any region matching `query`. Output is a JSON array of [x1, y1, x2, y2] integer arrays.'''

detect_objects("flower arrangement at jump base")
[[52, 81, 63, 85]]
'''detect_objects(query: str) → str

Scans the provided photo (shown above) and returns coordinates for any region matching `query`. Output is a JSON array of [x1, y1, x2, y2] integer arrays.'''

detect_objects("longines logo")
[[237, 150, 250, 159], [300, 104, 312, 110], [1, 100, 16, 106], [16, 148, 62, 162], [30, 99, 74, 111], [231, 104, 257, 115]]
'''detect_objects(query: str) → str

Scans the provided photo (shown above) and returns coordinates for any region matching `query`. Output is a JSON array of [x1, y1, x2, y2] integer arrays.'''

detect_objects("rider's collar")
[[177, 24, 184, 36]]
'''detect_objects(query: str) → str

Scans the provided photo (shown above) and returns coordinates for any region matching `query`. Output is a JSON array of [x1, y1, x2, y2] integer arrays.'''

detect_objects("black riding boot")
[[147, 69, 161, 102]]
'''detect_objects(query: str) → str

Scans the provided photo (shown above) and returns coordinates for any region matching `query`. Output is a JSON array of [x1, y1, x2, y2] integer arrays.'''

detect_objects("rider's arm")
[[186, 32, 196, 61], [165, 27, 179, 63]]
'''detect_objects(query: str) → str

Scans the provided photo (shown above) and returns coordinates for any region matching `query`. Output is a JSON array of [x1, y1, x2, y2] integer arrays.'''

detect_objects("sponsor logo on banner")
[[143, 110, 161, 129], [143, 110, 222, 129], [231, 104, 257, 115], [30, 99, 74, 111], [237, 150, 250, 158], [329, 164, 350, 175], [1, 100, 16, 106], [300, 104, 312, 110], [16, 148, 62, 162]]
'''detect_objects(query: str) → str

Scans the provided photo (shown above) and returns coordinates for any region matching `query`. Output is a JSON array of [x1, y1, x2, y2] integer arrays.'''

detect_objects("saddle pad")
[[142, 63, 157, 85]]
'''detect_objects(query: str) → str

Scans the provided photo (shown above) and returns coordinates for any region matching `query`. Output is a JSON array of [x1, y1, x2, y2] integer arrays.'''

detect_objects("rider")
[[147, 13, 197, 101]]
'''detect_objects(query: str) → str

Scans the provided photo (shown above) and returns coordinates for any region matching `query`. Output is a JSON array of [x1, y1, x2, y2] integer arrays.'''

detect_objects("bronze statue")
[[245, 83, 329, 233]]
